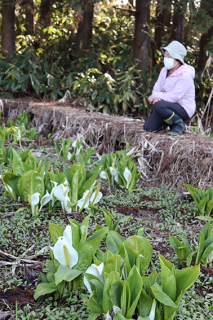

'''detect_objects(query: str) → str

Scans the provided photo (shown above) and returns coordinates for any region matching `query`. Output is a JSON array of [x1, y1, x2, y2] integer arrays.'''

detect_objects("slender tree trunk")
[[25, 0, 34, 34], [198, 1, 213, 71], [76, 3, 94, 52], [133, 0, 150, 72], [1, 0, 15, 62], [154, 0, 164, 50], [164, 2, 171, 28], [171, 0, 185, 42], [40, 0, 52, 27], [198, 26, 213, 71]]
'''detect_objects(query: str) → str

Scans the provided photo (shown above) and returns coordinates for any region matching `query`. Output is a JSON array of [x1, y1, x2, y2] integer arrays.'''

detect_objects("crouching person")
[[144, 41, 196, 136]]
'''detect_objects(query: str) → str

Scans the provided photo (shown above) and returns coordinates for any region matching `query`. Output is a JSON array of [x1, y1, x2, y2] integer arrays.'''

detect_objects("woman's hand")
[[148, 95, 154, 104], [153, 97, 161, 104]]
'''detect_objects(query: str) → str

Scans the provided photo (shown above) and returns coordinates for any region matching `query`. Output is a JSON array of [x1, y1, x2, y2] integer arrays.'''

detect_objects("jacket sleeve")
[[152, 73, 193, 103]]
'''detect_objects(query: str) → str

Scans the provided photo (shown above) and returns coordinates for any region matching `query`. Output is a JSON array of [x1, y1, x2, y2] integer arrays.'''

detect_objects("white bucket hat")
[[160, 41, 187, 64]]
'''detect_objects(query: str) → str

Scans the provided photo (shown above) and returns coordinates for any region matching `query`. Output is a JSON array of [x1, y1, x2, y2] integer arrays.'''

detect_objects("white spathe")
[[90, 191, 103, 205], [53, 236, 78, 268], [149, 299, 156, 320], [72, 140, 77, 148], [63, 225, 72, 246], [39, 191, 51, 211], [53, 183, 70, 212], [31, 192, 40, 215], [109, 167, 119, 183], [67, 152, 72, 160], [209, 250, 213, 263], [105, 311, 112, 320], [50, 181, 58, 206], [113, 306, 122, 315], [76, 146, 83, 155], [77, 190, 90, 209], [84, 262, 104, 293], [100, 171, 108, 180], [124, 167, 131, 189]]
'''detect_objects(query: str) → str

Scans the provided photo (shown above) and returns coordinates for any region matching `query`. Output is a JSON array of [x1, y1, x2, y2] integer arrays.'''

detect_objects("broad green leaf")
[[206, 198, 213, 216], [151, 283, 178, 309], [204, 234, 213, 250], [169, 235, 184, 251], [201, 222, 212, 239], [109, 280, 123, 308], [175, 265, 200, 302], [138, 289, 153, 317], [126, 265, 143, 318], [34, 282, 57, 300], [90, 279, 104, 306], [88, 291, 103, 313], [197, 196, 208, 214], [113, 216, 132, 232], [201, 243, 213, 261], [69, 219, 80, 250], [102, 208, 113, 230], [121, 280, 131, 317], [80, 171, 100, 196], [195, 231, 205, 264], [17, 170, 44, 201], [119, 236, 152, 275], [49, 223, 65, 244], [12, 149, 23, 175], [54, 265, 82, 285], [71, 169, 79, 205], [102, 271, 120, 313], [159, 255, 176, 302], [80, 214, 91, 244], [107, 230, 125, 254], [104, 254, 121, 275], [175, 246, 189, 261]]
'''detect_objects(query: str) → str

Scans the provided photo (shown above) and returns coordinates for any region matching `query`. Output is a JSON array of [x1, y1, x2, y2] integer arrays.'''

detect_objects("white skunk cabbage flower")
[[84, 262, 104, 293], [77, 190, 90, 209], [149, 299, 156, 320], [67, 152, 72, 160], [124, 167, 132, 189], [209, 250, 213, 263], [113, 306, 122, 315], [90, 191, 103, 205], [53, 183, 70, 212], [105, 311, 112, 320], [50, 181, 58, 206], [72, 140, 77, 148], [75, 146, 82, 156], [16, 129, 21, 143], [39, 191, 51, 211], [100, 171, 108, 180], [109, 167, 119, 183], [53, 226, 78, 268], [31, 192, 40, 215]]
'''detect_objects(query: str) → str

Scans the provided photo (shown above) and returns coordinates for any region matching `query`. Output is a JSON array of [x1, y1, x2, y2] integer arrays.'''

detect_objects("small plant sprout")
[[124, 167, 131, 189], [84, 262, 104, 293], [53, 226, 78, 268], [30, 192, 40, 216]]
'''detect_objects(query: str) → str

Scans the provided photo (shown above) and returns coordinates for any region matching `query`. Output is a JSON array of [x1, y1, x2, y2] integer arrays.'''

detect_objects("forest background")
[[0, 0, 213, 118]]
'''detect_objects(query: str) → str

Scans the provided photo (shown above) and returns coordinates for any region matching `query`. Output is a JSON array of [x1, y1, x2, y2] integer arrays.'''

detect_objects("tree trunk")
[[154, 0, 164, 50], [25, 0, 34, 34], [133, 0, 150, 72], [171, 0, 185, 42], [198, 1, 213, 71], [164, 2, 171, 28], [1, 0, 15, 62], [40, 0, 51, 27], [76, 3, 94, 52], [198, 26, 213, 71]]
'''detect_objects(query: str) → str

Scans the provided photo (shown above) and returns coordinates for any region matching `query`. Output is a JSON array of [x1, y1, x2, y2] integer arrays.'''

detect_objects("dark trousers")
[[143, 100, 190, 132]]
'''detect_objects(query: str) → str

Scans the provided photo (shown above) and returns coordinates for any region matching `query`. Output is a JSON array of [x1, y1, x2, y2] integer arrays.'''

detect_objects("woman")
[[144, 41, 196, 135]]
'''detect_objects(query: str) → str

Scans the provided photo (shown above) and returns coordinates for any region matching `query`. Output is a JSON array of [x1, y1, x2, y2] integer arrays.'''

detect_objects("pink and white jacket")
[[152, 64, 196, 118]]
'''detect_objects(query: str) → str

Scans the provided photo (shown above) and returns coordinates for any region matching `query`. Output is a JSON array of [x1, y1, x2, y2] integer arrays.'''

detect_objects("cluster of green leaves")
[[99, 148, 142, 192], [185, 184, 213, 217], [169, 222, 213, 266], [54, 137, 96, 163]]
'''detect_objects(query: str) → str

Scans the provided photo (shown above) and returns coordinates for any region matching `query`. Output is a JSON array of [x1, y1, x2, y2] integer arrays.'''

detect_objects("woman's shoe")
[[164, 112, 186, 135]]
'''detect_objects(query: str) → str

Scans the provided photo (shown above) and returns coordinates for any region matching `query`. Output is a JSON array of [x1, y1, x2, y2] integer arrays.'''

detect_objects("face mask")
[[163, 57, 178, 70]]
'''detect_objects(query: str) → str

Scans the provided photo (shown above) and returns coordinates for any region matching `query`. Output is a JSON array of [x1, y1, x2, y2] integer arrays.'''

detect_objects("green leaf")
[[12, 149, 23, 175], [109, 280, 123, 308], [34, 283, 57, 300], [17, 170, 44, 201], [71, 169, 79, 205], [126, 265, 143, 318], [138, 289, 153, 317], [49, 223, 65, 244], [151, 283, 178, 309], [80, 214, 91, 244], [195, 231, 205, 264], [104, 254, 121, 275], [175, 265, 200, 302], [54, 265, 82, 285], [102, 271, 120, 313], [107, 230, 125, 254], [102, 208, 113, 230], [69, 219, 80, 250], [88, 291, 103, 313], [119, 236, 152, 275]]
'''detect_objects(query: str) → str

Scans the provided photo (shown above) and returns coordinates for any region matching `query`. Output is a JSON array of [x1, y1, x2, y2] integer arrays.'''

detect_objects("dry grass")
[[4, 98, 213, 191]]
